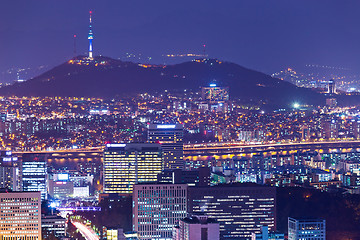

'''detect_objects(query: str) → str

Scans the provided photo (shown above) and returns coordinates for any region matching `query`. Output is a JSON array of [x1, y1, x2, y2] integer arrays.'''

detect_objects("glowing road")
[[72, 221, 99, 240], [11, 140, 360, 162], [184, 140, 360, 156]]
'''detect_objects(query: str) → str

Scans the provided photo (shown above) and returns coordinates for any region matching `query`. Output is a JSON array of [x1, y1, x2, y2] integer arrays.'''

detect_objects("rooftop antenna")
[[203, 44, 207, 58], [73, 35, 77, 56]]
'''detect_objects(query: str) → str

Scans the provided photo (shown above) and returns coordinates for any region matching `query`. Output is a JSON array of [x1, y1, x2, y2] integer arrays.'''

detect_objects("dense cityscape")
[[2, 1, 360, 240]]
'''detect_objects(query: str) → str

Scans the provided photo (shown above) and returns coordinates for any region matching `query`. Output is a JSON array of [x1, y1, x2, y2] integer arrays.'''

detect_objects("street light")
[[293, 103, 300, 109]]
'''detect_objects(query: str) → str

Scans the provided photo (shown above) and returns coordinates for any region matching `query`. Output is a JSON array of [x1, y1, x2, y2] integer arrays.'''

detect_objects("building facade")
[[105, 227, 126, 240], [0, 151, 20, 191], [103, 143, 163, 195], [22, 153, 47, 200], [173, 214, 220, 240], [188, 184, 276, 239], [288, 218, 325, 240], [251, 226, 284, 240], [201, 85, 229, 103], [133, 184, 187, 240], [0, 191, 42, 239], [41, 215, 66, 238], [148, 124, 184, 170]]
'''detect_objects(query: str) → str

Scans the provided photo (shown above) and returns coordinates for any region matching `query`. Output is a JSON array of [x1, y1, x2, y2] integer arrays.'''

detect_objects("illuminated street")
[[72, 220, 99, 240]]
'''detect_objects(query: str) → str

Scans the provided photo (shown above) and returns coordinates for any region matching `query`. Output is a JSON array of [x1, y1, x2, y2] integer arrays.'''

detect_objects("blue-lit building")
[[288, 217, 325, 240], [0, 151, 20, 191], [252, 226, 284, 240], [22, 153, 47, 200]]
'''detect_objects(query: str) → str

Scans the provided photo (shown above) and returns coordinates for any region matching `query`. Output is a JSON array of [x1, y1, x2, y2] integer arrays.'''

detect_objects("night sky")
[[1, 0, 360, 81]]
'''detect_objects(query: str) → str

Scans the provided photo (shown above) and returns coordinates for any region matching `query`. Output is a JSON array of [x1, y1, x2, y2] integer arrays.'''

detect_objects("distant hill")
[[0, 56, 326, 107]]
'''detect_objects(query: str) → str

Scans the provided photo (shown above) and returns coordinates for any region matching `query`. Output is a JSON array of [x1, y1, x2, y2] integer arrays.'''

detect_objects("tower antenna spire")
[[73, 35, 77, 56], [88, 10, 94, 59]]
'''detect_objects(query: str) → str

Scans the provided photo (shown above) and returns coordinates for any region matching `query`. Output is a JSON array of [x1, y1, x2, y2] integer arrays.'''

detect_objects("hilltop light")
[[293, 103, 300, 109], [210, 83, 217, 87]]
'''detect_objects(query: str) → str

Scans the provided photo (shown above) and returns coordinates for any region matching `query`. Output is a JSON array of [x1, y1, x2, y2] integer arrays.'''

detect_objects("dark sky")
[[1, 0, 360, 79]]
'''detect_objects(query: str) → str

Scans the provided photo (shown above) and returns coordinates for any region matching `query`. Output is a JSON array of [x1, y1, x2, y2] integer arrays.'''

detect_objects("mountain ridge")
[[0, 56, 325, 107]]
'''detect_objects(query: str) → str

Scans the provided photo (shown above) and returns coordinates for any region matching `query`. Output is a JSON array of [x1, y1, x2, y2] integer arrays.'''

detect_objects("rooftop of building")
[[104, 143, 162, 151], [189, 182, 274, 189], [181, 215, 217, 224], [148, 123, 183, 130], [289, 217, 326, 222], [41, 214, 66, 220], [134, 182, 188, 187]]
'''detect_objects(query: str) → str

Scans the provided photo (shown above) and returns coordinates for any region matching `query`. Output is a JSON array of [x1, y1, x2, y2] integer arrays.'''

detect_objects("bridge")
[[11, 140, 360, 162], [57, 206, 101, 212], [183, 140, 360, 157], [13, 147, 103, 169]]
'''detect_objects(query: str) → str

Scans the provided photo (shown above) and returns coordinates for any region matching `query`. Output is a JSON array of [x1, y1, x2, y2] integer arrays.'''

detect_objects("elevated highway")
[[183, 140, 360, 157], [10, 140, 360, 163]]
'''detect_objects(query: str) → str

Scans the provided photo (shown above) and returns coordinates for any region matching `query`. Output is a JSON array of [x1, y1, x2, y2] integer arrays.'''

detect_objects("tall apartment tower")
[[133, 184, 187, 240], [0, 191, 42, 239], [22, 153, 47, 200], [148, 124, 184, 170], [103, 143, 163, 195], [288, 218, 325, 240], [188, 184, 276, 239], [0, 151, 21, 191]]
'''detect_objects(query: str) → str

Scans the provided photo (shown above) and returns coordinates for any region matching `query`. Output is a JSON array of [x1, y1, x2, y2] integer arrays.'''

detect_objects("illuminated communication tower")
[[88, 11, 94, 59]]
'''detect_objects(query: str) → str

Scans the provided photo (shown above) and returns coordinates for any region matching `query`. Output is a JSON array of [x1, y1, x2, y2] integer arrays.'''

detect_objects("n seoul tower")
[[88, 11, 94, 59]]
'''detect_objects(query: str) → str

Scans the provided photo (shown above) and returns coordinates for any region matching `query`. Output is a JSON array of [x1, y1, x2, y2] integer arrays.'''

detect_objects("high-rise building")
[[201, 84, 229, 103], [105, 227, 126, 240], [103, 143, 163, 195], [173, 214, 220, 240], [321, 118, 338, 139], [41, 215, 66, 239], [157, 167, 211, 186], [326, 98, 337, 107], [0, 151, 20, 191], [48, 179, 74, 198], [327, 79, 336, 94], [251, 226, 284, 240], [22, 153, 47, 200], [200, 84, 229, 113], [188, 184, 276, 239], [0, 191, 42, 239], [288, 218, 325, 240], [132, 183, 187, 240], [148, 124, 184, 170], [350, 119, 360, 139]]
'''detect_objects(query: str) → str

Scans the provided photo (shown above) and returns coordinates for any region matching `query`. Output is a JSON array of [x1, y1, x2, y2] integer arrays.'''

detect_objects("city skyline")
[[1, 1, 360, 239]]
